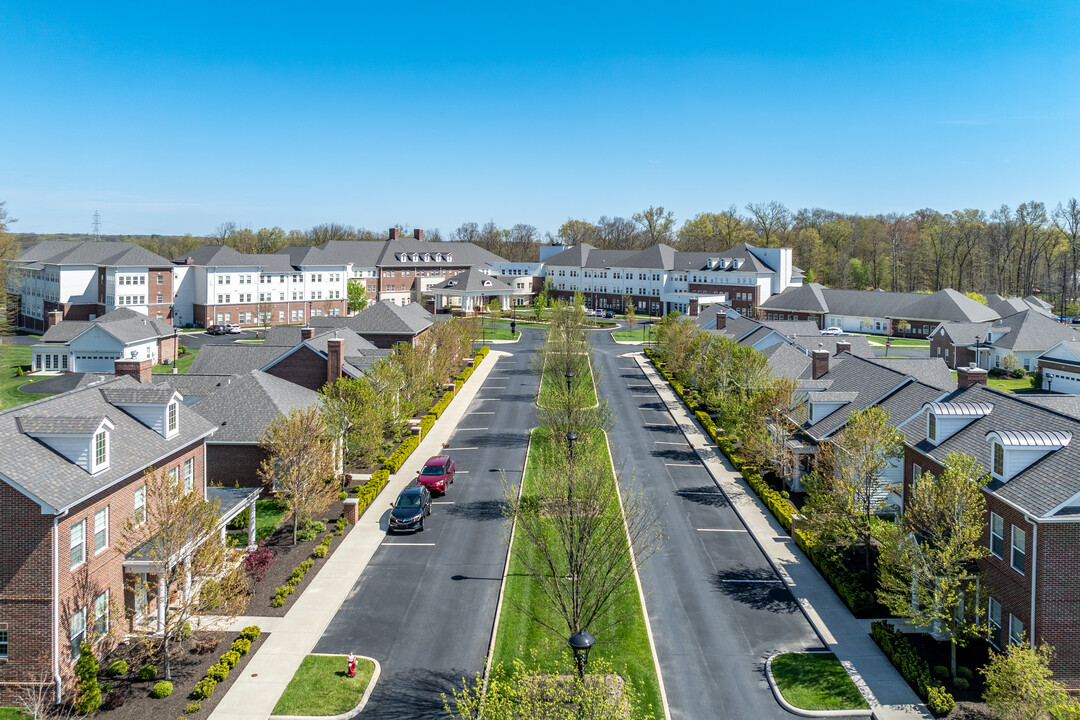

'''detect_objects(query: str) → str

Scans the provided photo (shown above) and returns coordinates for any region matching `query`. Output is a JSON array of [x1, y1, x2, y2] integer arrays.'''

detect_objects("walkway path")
[[632, 351, 932, 720], [206, 349, 510, 720]]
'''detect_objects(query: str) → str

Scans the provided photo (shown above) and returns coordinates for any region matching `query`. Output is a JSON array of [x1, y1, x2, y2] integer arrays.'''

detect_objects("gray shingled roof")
[[762, 284, 1000, 324], [430, 268, 513, 294], [762, 342, 812, 380], [0, 376, 216, 512], [376, 238, 505, 268], [936, 321, 992, 346], [984, 310, 1080, 352], [262, 326, 306, 347], [152, 374, 236, 404], [19, 240, 172, 268], [789, 335, 875, 358], [324, 301, 433, 335], [17, 416, 110, 435], [192, 370, 323, 444], [39, 308, 176, 345], [762, 320, 821, 338], [902, 384, 1080, 518], [101, 387, 179, 405], [867, 357, 957, 391], [187, 345, 293, 375], [174, 244, 295, 273]]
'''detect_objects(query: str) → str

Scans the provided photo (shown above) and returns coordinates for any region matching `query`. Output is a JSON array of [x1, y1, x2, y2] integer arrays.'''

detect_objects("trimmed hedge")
[[384, 435, 419, 472], [189, 626, 261, 702], [740, 466, 795, 533], [794, 529, 875, 615], [871, 621, 954, 715], [419, 413, 436, 436], [430, 393, 452, 419]]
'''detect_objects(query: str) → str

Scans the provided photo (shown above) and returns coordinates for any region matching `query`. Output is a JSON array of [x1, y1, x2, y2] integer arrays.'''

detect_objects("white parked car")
[[819, 326, 843, 336], [226, 323, 242, 334]]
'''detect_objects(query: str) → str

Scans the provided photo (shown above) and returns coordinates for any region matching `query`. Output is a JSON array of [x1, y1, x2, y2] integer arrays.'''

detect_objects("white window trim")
[[989, 512, 1004, 559], [70, 607, 86, 661], [184, 458, 194, 494], [93, 507, 109, 555], [988, 598, 1001, 648], [1010, 525, 1026, 575], [70, 519, 86, 570], [134, 485, 146, 526], [1008, 613, 1024, 646], [93, 590, 109, 638]]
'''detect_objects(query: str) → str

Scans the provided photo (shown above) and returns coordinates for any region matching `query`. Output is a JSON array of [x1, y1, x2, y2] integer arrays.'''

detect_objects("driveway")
[[591, 332, 828, 719], [313, 331, 543, 718]]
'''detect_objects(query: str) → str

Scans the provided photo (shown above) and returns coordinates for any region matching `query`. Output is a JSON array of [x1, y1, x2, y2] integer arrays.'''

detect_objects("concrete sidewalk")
[[632, 352, 932, 720], [206, 350, 510, 720]]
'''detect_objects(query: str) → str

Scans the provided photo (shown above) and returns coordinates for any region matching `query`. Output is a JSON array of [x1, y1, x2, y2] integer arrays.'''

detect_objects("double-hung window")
[[94, 507, 108, 553], [167, 402, 177, 434], [184, 458, 194, 494], [70, 608, 86, 660], [1009, 614, 1024, 646], [70, 520, 85, 569], [990, 513, 1004, 558], [134, 486, 146, 525], [988, 598, 1002, 647], [93, 590, 109, 637], [0, 628, 7, 658], [1011, 526, 1026, 574]]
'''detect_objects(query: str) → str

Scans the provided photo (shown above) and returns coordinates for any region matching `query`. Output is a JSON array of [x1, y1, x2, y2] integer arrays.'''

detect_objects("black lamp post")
[[565, 370, 574, 394], [566, 431, 578, 464], [568, 631, 595, 680]]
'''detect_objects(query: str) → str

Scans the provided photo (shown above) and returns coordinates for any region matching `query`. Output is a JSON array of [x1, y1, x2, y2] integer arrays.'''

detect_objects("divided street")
[[314, 330, 542, 718], [592, 330, 828, 720]]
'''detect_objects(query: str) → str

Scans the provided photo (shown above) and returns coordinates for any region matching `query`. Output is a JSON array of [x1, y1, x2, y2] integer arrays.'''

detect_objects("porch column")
[[184, 558, 192, 602], [247, 502, 257, 549], [501, 295, 510, 311], [156, 576, 167, 632]]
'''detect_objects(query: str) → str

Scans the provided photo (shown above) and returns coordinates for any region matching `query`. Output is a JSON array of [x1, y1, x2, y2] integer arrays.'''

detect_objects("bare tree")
[[452, 222, 480, 245], [0, 201, 19, 335], [508, 223, 539, 262], [306, 223, 358, 244], [213, 221, 237, 246], [1053, 199, 1080, 305], [745, 201, 790, 247], [116, 468, 249, 680], [632, 206, 676, 247], [259, 407, 340, 544]]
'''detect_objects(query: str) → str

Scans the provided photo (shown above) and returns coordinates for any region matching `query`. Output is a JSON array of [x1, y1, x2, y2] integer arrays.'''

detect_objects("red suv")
[[417, 455, 455, 494]]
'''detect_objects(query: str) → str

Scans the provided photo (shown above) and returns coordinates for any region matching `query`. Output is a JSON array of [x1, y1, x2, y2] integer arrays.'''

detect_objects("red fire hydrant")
[[347, 652, 357, 678]]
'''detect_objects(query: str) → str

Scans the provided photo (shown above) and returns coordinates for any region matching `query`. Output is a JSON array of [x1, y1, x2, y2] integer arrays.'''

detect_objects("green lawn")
[[538, 361, 599, 408], [770, 652, 869, 711], [272, 654, 375, 716], [0, 342, 51, 410], [612, 328, 654, 343], [227, 499, 288, 545], [490, 425, 663, 719], [0, 709, 27, 720], [152, 348, 198, 373], [988, 375, 1036, 392], [476, 325, 518, 341]]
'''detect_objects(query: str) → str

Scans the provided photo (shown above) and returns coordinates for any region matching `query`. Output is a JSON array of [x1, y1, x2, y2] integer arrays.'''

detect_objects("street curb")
[[268, 653, 381, 720], [764, 652, 872, 718]]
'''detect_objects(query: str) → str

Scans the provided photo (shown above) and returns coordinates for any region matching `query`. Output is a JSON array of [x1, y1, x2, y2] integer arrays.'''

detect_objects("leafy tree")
[[1001, 353, 1019, 372], [259, 407, 340, 544], [117, 467, 248, 680], [982, 641, 1078, 720], [622, 297, 636, 337], [321, 378, 385, 471], [745, 201, 790, 247], [653, 312, 697, 383], [347, 280, 369, 314], [803, 406, 903, 572], [632, 205, 676, 245], [557, 219, 599, 246], [72, 642, 101, 714], [964, 291, 988, 306], [896, 319, 911, 336], [877, 452, 991, 675]]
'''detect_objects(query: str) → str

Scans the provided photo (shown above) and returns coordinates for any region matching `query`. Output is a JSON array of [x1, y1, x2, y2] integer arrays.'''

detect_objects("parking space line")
[[696, 528, 746, 533], [645, 422, 675, 427], [381, 543, 436, 547], [455, 471, 469, 474], [485, 386, 508, 389], [432, 501, 455, 505], [654, 441, 686, 445], [471, 411, 495, 414], [665, 462, 700, 467], [719, 578, 781, 583], [457, 427, 489, 431], [444, 447, 479, 451]]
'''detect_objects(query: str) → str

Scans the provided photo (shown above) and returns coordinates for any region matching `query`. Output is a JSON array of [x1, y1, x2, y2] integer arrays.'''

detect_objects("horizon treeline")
[[11, 198, 1080, 311]]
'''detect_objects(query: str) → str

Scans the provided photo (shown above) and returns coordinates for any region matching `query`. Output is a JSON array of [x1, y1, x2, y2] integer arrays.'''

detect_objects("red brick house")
[[0, 373, 257, 703], [899, 367, 1080, 686]]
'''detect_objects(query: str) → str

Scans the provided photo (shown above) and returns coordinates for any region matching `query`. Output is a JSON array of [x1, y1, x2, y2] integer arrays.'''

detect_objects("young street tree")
[[981, 641, 1079, 720], [116, 467, 248, 680], [501, 428, 662, 642], [347, 280, 369, 314], [259, 406, 340, 544], [803, 405, 903, 573], [877, 452, 991, 677]]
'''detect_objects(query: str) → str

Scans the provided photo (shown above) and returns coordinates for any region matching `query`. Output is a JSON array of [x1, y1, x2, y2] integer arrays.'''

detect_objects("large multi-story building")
[[7, 241, 180, 331], [539, 242, 799, 317]]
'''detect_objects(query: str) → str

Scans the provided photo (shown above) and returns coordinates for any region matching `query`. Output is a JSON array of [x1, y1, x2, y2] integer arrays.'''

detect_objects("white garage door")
[[74, 354, 120, 373], [1046, 371, 1080, 395]]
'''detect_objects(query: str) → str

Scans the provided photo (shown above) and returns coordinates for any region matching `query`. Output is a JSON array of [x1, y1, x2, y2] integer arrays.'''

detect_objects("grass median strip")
[[490, 425, 663, 719], [770, 652, 869, 712], [272, 654, 375, 716]]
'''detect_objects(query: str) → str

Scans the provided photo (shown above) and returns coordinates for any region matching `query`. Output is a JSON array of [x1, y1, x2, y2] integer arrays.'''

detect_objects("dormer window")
[[167, 402, 177, 434], [928, 414, 936, 442], [446, 253, 453, 262], [94, 430, 107, 467], [985, 430, 1071, 482], [993, 441, 1004, 476]]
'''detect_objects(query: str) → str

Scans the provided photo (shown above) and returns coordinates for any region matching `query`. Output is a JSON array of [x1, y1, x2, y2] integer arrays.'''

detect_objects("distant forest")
[[13, 198, 1080, 314]]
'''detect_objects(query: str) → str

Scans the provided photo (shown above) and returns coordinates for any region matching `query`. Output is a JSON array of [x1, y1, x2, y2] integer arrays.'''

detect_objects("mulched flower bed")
[[239, 500, 353, 617], [904, 632, 992, 704], [92, 630, 267, 720]]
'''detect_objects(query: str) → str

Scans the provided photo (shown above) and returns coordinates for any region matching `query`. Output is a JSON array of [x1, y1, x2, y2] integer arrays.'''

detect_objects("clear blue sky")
[[2, 1, 1078, 237]]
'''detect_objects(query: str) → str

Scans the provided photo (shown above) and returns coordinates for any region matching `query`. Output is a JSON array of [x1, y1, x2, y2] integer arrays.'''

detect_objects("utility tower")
[[92, 210, 101, 241]]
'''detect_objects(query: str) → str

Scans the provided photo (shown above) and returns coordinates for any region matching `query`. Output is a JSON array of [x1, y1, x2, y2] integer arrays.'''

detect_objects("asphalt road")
[[592, 331, 828, 720], [314, 332, 542, 719]]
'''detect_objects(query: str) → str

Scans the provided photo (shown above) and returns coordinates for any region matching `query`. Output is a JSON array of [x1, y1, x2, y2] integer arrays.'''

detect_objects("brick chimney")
[[327, 338, 344, 384], [114, 359, 153, 383], [413, 229, 424, 241], [301, 327, 315, 341], [46, 310, 63, 330], [812, 344, 830, 379], [957, 362, 988, 389], [835, 341, 851, 356], [389, 228, 399, 240], [715, 311, 726, 330], [185, 256, 194, 265]]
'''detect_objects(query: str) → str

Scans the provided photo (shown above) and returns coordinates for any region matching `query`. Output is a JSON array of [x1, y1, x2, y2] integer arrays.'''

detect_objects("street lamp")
[[565, 371, 575, 395], [566, 431, 578, 464], [568, 631, 595, 680]]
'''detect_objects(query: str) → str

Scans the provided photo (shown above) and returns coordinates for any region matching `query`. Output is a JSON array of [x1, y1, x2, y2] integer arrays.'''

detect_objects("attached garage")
[[1044, 370, 1080, 395], [73, 354, 121, 373]]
